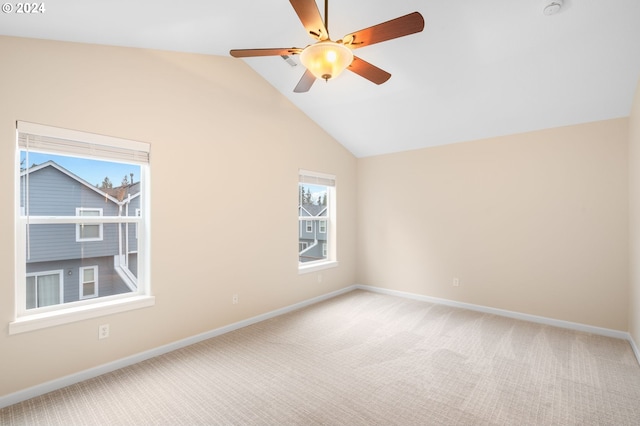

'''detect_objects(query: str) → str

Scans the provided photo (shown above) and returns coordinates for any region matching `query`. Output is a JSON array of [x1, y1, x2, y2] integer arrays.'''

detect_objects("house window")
[[79, 266, 99, 299], [26, 270, 64, 309], [76, 208, 103, 241], [135, 208, 141, 239], [298, 169, 337, 273], [12, 121, 154, 334]]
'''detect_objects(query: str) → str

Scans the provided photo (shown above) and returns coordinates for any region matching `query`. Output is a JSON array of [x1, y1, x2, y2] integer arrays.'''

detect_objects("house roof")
[[22, 161, 136, 205], [300, 203, 327, 217], [104, 182, 141, 202]]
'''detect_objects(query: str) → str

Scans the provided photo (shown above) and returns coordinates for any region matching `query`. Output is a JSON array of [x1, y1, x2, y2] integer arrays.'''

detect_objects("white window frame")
[[305, 220, 313, 233], [26, 269, 64, 309], [319, 220, 327, 234], [75, 208, 103, 242], [11, 121, 154, 335], [79, 265, 99, 300], [298, 169, 338, 274]]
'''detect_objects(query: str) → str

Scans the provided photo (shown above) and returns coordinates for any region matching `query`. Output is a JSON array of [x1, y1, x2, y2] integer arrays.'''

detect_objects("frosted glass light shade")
[[299, 41, 354, 82]]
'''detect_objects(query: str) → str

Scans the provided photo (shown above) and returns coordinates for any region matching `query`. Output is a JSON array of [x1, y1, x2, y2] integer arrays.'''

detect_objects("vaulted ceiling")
[[2, 0, 640, 157]]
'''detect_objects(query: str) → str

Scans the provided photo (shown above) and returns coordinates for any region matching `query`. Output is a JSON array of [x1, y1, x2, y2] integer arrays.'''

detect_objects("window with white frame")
[[79, 265, 99, 299], [26, 270, 64, 309], [76, 208, 103, 241], [13, 121, 153, 333], [298, 169, 337, 271]]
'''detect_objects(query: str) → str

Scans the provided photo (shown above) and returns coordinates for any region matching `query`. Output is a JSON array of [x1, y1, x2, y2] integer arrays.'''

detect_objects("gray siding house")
[[298, 203, 327, 263], [20, 161, 140, 308]]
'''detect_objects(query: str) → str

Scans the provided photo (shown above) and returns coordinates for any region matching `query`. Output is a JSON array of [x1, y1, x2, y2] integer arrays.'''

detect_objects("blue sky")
[[20, 151, 140, 187]]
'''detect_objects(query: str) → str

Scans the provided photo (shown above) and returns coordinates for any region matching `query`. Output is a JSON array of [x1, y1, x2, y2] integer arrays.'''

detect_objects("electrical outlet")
[[453, 278, 460, 287], [232, 294, 238, 304], [98, 324, 110, 339]]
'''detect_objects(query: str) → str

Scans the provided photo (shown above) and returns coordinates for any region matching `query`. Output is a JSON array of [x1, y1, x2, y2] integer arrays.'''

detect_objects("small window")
[[79, 266, 99, 299], [76, 208, 103, 241], [298, 169, 337, 272], [135, 208, 141, 239]]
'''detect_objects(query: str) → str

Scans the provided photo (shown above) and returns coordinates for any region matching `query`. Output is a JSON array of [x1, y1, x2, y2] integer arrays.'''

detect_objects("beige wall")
[[357, 119, 629, 330], [629, 78, 640, 346], [0, 36, 357, 397]]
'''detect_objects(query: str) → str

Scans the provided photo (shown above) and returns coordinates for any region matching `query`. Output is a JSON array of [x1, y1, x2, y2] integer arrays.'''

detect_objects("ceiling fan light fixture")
[[299, 41, 354, 82]]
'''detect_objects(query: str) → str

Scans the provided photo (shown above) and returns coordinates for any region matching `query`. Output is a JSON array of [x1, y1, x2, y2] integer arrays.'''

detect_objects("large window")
[[12, 122, 153, 334], [26, 270, 63, 309], [298, 169, 337, 272]]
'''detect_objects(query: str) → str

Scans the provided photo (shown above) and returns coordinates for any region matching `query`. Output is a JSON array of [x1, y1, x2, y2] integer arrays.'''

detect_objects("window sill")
[[298, 260, 339, 274], [9, 295, 155, 335]]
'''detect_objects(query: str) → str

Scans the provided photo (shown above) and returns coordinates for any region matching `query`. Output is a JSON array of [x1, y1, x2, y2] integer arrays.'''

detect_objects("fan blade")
[[294, 69, 316, 93], [348, 56, 391, 85], [290, 0, 328, 40], [230, 48, 302, 58], [341, 12, 424, 49]]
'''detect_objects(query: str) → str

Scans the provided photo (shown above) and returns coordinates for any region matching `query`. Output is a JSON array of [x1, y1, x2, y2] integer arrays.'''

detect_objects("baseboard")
[[355, 285, 640, 366], [0, 285, 357, 410], [355, 285, 632, 341], [630, 335, 640, 366]]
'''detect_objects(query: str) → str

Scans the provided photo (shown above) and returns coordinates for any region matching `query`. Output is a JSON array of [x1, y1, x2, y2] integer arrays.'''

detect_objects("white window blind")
[[17, 121, 150, 164], [299, 169, 335, 187]]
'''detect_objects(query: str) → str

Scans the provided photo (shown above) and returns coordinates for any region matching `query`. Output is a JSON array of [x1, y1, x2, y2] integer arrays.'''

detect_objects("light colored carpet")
[[2, 289, 640, 425]]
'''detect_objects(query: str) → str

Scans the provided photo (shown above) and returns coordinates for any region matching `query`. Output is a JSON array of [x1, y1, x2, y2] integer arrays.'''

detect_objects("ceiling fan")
[[230, 0, 425, 93]]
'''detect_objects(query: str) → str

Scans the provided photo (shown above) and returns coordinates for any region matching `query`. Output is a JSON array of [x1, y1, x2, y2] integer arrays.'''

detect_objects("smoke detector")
[[543, 0, 563, 16]]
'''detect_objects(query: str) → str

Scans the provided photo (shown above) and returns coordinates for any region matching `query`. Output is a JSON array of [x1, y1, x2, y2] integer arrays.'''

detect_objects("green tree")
[[100, 176, 113, 189]]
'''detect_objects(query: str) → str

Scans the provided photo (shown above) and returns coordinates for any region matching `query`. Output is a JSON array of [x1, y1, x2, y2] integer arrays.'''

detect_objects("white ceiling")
[[2, 0, 640, 157]]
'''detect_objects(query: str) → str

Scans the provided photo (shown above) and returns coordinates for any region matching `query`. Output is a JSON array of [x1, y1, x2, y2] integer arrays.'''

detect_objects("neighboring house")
[[298, 203, 328, 263], [20, 161, 139, 308]]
